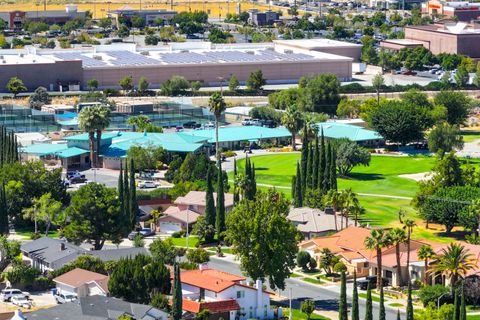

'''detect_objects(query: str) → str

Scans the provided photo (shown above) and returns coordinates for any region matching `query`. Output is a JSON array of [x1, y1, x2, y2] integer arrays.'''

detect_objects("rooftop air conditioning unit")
[[246, 50, 255, 54], [2, 60, 5, 64], [140, 51, 149, 55], [0, 55, 3, 59], [284, 49, 293, 54], [93, 55, 102, 60], [180, 50, 189, 53], [266, 47, 274, 51], [19, 53, 24, 58]]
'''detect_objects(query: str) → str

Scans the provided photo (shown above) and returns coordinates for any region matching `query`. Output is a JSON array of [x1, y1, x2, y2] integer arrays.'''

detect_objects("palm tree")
[[417, 244, 436, 285], [364, 228, 391, 290], [322, 189, 343, 231], [387, 228, 407, 287], [404, 219, 416, 284], [208, 92, 226, 170], [431, 243, 476, 288], [340, 188, 359, 229], [78, 105, 111, 168], [281, 105, 304, 151], [234, 173, 249, 200]]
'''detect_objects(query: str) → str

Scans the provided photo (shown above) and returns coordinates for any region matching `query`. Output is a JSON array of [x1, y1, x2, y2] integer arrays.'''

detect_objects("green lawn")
[[283, 308, 330, 320], [302, 277, 324, 285], [461, 131, 480, 143], [467, 316, 480, 320], [170, 236, 199, 248], [358, 293, 381, 302], [15, 228, 59, 239]]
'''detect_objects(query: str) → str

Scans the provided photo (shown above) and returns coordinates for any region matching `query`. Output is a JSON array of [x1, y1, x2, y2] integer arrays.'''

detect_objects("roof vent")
[[265, 47, 274, 51], [93, 55, 102, 60], [180, 50, 189, 53], [140, 51, 150, 56], [284, 49, 293, 54], [246, 51, 255, 55], [19, 53, 24, 58]]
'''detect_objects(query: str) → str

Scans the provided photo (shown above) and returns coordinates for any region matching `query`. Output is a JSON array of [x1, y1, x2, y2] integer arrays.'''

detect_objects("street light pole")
[[289, 287, 292, 320], [437, 292, 448, 309]]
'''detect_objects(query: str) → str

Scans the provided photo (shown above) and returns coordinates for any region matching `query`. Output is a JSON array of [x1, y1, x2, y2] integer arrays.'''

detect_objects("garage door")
[[160, 222, 182, 234]]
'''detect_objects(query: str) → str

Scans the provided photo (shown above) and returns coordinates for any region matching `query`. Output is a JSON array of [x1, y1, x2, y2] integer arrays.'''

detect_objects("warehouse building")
[[274, 39, 363, 61], [0, 40, 355, 92], [422, 0, 480, 21], [107, 8, 177, 27], [380, 22, 480, 58]]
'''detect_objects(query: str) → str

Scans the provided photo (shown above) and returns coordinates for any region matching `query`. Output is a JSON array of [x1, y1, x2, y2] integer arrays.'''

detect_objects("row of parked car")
[[1, 288, 31, 308], [241, 118, 277, 128]]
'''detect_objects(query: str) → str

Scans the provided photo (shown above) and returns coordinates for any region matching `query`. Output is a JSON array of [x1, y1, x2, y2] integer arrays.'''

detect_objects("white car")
[[55, 293, 77, 304], [138, 181, 157, 189], [0, 289, 29, 302], [11, 296, 31, 309]]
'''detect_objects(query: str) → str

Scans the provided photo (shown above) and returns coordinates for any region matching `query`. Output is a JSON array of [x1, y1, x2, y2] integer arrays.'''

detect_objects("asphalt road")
[[208, 257, 405, 320]]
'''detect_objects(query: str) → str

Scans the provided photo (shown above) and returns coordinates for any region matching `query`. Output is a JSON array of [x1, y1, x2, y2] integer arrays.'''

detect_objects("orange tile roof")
[[180, 269, 246, 293], [182, 299, 240, 313]]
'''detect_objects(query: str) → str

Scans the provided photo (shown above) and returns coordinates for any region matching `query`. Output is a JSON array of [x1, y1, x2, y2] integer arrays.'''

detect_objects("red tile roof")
[[182, 299, 240, 313], [180, 269, 246, 293]]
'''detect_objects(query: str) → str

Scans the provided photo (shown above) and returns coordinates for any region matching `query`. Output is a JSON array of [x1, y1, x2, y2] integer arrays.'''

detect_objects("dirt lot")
[[0, 291, 56, 314]]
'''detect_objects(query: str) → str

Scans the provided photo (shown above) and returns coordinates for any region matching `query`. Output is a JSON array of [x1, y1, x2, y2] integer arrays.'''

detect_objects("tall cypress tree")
[[306, 145, 314, 191], [251, 163, 256, 198], [339, 271, 348, 320], [460, 285, 466, 320], [129, 158, 138, 230], [365, 282, 373, 320], [352, 271, 359, 320], [324, 142, 332, 191], [123, 162, 130, 230], [0, 126, 18, 168], [406, 283, 414, 320], [318, 131, 325, 192], [205, 167, 216, 240], [118, 162, 126, 234], [379, 282, 386, 320], [330, 145, 337, 191], [172, 263, 182, 320], [216, 169, 226, 240], [0, 184, 9, 235], [301, 124, 309, 195], [453, 287, 460, 320], [397, 310, 401, 320], [291, 175, 296, 200], [313, 135, 319, 188], [294, 162, 303, 208], [233, 158, 239, 203]]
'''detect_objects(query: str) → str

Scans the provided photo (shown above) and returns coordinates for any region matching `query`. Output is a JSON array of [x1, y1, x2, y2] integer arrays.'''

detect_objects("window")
[[236, 291, 245, 299]]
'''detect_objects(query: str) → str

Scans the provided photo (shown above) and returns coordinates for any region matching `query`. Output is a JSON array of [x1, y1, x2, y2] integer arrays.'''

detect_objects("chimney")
[[60, 242, 66, 251], [255, 279, 263, 318]]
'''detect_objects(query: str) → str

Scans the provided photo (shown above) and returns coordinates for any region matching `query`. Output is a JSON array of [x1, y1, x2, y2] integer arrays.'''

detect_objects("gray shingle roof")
[[24, 295, 168, 320], [89, 247, 150, 261]]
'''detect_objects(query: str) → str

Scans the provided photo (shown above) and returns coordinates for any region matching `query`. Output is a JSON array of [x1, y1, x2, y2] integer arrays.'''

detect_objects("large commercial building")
[[0, 39, 356, 92], [422, 0, 480, 21], [107, 8, 177, 27], [380, 22, 480, 57], [0, 5, 87, 30]]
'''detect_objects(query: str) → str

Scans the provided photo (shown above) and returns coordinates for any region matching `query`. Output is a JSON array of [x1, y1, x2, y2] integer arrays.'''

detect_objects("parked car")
[[66, 171, 85, 179], [357, 276, 389, 290], [138, 180, 158, 189], [139, 228, 155, 237], [204, 122, 215, 129], [1, 289, 29, 302], [183, 121, 197, 129], [242, 118, 253, 126], [69, 176, 87, 184], [55, 293, 77, 304], [11, 296, 31, 308]]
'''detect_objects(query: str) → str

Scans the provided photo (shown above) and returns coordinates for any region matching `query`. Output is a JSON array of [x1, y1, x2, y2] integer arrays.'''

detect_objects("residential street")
[[208, 256, 404, 320]]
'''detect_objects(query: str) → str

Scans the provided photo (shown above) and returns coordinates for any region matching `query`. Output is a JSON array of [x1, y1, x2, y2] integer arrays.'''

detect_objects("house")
[[300, 226, 381, 278], [20, 295, 168, 320], [157, 206, 200, 234], [174, 191, 235, 215], [287, 207, 352, 239], [180, 266, 274, 320], [21, 237, 149, 272], [53, 268, 109, 298]]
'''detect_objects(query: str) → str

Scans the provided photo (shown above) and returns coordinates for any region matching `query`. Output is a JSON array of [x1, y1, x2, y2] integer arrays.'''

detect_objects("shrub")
[[222, 151, 237, 158], [186, 248, 210, 264], [179, 261, 198, 270], [340, 82, 366, 93], [171, 230, 186, 238], [418, 284, 451, 307], [333, 261, 347, 273], [297, 251, 311, 271]]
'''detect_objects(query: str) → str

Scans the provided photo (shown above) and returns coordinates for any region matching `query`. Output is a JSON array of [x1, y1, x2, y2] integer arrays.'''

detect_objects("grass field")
[[283, 308, 330, 320], [229, 154, 480, 240], [461, 131, 480, 143]]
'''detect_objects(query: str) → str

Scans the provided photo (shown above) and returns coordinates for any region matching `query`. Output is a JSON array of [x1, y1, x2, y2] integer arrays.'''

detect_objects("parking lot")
[[0, 291, 56, 313]]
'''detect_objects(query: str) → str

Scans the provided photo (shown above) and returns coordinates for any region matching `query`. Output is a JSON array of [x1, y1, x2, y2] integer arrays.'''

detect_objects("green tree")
[[418, 284, 450, 307], [0, 185, 8, 235], [226, 190, 298, 290], [215, 168, 226, 240], [352, 271, 359, 320], [379, 281, 386, 320], [474, 62, 480, 87], [78, 105, 111, 168], [300, 300, 315, 320], [28, 87, 51, 110], [6, 77, 27, 98], [434, 91, 471, 125], [293, 163, 303, 207], [432, 243, 476, 288], [418, 245, 436, 286], [246, 69, 266, 92], [63, 183, 124, 250], [387, 227, 407, 286], [87, 79, 99, 92], [228, 74, 240, 92], [160, 76, 191, 96], [339, 271, 348, 320], [22, 193, 61, 236], [365, 282, 373, 320], [364, 228, 390, 289], [427, 123, 464, 157], [454, 66, 469, 87], [192, 216, 215, 243], [172, 263, 182, 320], [406, 283, 414, 320], [336, 98, 362, 118], [127, 145, 166, 171], [204, 167, 216, 242], [361, 35, 378, 65], [149, 238, 178, 265], [281, 105, 303, 151], [335, 139, 371, 175], [119, 75, 134, 94], [109, 255, 171, 303], [301, 74, 340, 114], [372, 73, 384, 105], [186, 248, 210, 264], [137, 76, 150, 93], [296, 251, 311, 271], [460, 286, 466, 320]]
